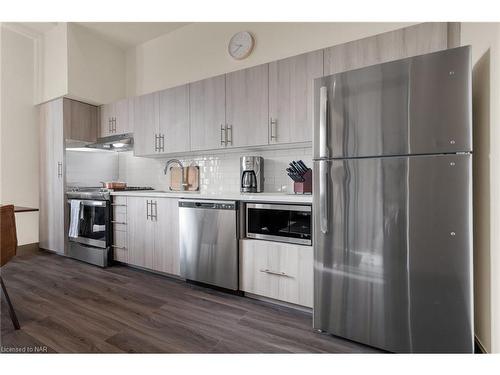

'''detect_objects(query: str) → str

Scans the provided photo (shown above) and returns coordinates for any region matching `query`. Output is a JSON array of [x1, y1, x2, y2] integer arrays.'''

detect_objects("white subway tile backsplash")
[[117, 147, 313, 193]]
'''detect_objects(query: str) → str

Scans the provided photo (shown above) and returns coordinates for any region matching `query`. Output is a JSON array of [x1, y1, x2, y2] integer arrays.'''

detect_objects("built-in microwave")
[[245, 203, 312, 246]]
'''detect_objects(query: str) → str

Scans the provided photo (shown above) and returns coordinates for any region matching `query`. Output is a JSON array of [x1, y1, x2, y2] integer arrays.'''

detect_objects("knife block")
[[293, 169, 312, 194]]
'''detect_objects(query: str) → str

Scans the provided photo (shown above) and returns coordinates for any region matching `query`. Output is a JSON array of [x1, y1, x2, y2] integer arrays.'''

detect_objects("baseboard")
[[17, 242, 40, 255], [244, 292, 312, 313]]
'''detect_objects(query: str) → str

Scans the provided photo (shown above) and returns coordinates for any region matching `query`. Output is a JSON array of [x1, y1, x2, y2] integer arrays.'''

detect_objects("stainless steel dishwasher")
[[178, 199, 239, 290]]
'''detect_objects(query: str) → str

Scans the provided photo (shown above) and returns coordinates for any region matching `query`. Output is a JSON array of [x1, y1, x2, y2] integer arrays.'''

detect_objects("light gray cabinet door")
[[269, 50, 323, 144], [114, 98, 133, 134], [324, 22, 449, 75], [159, 84, 190, 154], [99, 103, 114, 137], [127, 197, 154, 268], [225, 64, 269, 148], [39, 99, 65, 255], [153, 198, 180, 276], [190, 75, 226, 151], [133, 92, 159, 156]]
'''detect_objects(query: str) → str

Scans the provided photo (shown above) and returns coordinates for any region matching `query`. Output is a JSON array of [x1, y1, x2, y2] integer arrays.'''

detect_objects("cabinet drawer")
[[113, 205, 127, 215], [113, 212, 127, 227], [240, 239, 313, 308], [113, 230, 128, 263]]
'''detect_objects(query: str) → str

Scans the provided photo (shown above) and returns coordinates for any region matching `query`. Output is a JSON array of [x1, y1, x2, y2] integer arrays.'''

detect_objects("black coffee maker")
[[240, 156, 264, 193]]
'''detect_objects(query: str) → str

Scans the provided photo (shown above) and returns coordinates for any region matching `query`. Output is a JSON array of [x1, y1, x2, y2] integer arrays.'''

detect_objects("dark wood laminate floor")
[[0, 246, 381, 353]]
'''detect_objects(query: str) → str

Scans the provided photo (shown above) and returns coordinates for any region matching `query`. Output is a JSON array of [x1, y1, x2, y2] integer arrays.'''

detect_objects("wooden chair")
[[0, 205, 21, 330]]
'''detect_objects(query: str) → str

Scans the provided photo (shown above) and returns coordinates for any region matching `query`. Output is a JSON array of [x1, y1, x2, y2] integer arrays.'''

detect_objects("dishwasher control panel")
[[178, 200, 237, 210]]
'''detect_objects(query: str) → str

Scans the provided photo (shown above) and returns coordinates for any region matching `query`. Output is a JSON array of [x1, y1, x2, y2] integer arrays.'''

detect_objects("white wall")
[[461, 22, 500, 354], [40, 23, 68, 103], [126, 22, 414, 96], [36, 22, 127, 105], [0, 25, 39, 245], [67, 23, 126, 105]]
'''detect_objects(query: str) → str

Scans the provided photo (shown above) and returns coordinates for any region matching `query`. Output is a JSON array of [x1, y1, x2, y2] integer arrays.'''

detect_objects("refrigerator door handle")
[[319, 160, 328, 234], [319, 85, 329, 158]]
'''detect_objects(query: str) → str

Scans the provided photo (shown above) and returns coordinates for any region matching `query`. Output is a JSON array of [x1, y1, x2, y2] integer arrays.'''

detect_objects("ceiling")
[[75, 22, 190, 49], [12, 22, 189, 49]]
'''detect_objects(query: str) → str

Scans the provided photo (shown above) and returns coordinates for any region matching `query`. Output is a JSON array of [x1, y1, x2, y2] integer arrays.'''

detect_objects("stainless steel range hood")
[[86, 133, 134, 152]]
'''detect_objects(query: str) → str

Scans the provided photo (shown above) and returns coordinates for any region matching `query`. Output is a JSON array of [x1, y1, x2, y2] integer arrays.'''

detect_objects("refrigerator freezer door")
[[313, 154, 473, 353], [313, 46, 471, 159]]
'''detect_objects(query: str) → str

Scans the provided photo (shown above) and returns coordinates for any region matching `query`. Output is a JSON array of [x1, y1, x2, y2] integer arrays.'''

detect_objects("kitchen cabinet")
[[153, 198, 180, 275], [189, 74, 226, 151], [133, 92, 159, 156], [159, 84, 190, 154], [39, 99, 66, 255], [225, 64, 269, 148], [268, 50, 323, 145], [112, 196, 128, 263], [100, 98, 133, 137], [323, 22, 450, 75], [240, 239, 313, 308], [63, 98, 98, 142], [126, 196, 180, 275]]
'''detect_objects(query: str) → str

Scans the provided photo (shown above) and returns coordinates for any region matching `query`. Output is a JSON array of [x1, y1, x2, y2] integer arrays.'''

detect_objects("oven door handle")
[[67, 199, 107, 207]]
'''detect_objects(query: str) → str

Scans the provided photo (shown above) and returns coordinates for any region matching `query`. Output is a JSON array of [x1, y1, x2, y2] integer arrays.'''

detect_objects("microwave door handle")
[[319, 85, 329, 159]]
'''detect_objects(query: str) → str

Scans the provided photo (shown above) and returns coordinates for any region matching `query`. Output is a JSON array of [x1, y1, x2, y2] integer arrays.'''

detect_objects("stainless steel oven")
[[66, 188, 112, 267], [245, 203, 312, 245]]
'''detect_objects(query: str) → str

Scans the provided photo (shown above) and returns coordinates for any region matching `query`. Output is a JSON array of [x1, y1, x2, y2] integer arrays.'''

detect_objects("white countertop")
[[110, 190, 313, 204]]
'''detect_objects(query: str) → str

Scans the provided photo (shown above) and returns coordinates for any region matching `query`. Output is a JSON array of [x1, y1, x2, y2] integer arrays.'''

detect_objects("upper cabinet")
[[268, 50, 323, 144], [133, 92, 159, 156], [129, 23, 455, 156], [63, 98, 98, 142], [134, 86, 190, 156], [159, 84, 190, 154], [225, 64, 269, 148], [323, 23, 449, 75], [100, 98, 134, 138], [189, 74, 226, 151]]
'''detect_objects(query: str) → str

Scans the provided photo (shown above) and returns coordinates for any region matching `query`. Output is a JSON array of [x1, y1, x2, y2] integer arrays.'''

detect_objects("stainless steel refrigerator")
[[312, 46, 473, 353]]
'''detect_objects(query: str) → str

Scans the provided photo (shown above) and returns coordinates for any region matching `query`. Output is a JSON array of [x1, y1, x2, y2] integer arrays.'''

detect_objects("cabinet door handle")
[[160, 134, 165, 152], [57, 162, 63, 178], [146, 200, 151, 220], [112, 245, 127, 250], [154, 134, 158, 152], [259, 269, 291, 277], [220, 124, 226, 147], [270, 118, 278, 141], [226, 125, 232, 146], [108, 118, 112, 133], [111, 221, 127, 225], [111, 204, 127, 207], [152, 201, 158, 221], [112, 117, 116, 133]]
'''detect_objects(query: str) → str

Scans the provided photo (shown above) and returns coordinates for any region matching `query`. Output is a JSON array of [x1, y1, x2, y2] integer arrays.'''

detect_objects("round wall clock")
[[228, 31, 255, 60]]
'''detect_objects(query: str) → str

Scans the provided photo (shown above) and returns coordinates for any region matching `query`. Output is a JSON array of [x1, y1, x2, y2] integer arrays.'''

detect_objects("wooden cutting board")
[[169, 166, 199, 191]]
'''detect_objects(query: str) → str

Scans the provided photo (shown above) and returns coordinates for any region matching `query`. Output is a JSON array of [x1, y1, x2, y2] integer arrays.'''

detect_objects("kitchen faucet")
[[164, 159, 188, 191]]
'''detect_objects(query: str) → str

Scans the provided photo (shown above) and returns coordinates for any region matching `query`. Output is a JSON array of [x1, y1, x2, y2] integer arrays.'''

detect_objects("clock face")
[[228, 31, 255, 60]]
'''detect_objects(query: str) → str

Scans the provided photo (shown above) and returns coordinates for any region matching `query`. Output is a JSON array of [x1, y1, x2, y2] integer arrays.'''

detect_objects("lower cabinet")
[[126, 196, 180, 276], [239, 239, 313, 308], [112, 196, 128, 263]]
